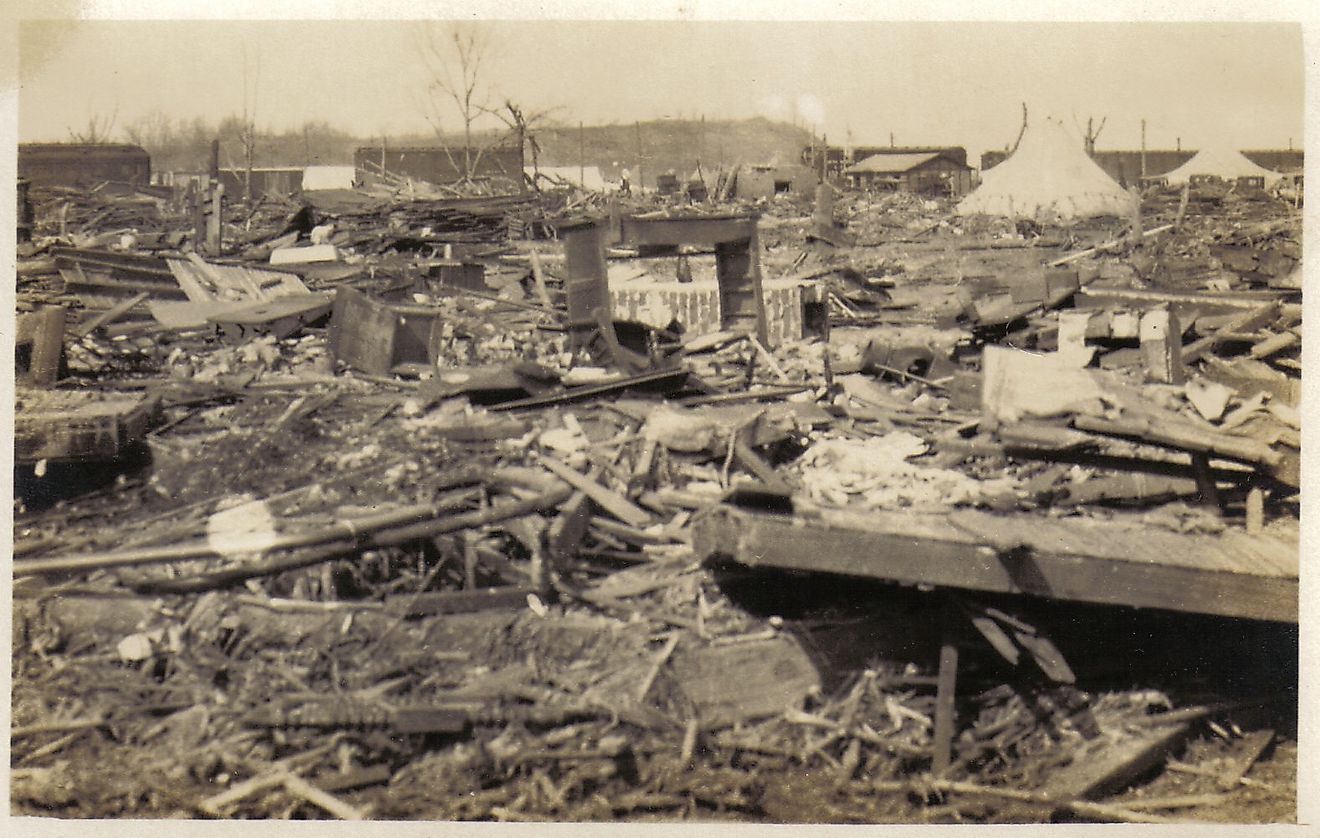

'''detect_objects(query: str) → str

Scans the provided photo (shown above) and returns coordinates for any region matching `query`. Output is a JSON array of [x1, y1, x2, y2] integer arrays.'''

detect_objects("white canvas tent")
[[1163, 146, 1283, 186], [957, 118, 1136, 220], [302, 166, 357, 191]]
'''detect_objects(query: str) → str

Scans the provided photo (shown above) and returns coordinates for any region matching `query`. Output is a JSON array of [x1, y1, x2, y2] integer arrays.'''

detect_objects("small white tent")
[[1163, 146, 1283, 186], [957, 118, 1136, 220]]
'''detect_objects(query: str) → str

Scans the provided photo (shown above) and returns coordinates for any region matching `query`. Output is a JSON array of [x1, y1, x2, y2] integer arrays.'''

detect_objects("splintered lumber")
[[693, 504, 1297, 622], [1180, 302, 1281, 365], [731, 437, 791, 492], [539, 456, 651, 528]]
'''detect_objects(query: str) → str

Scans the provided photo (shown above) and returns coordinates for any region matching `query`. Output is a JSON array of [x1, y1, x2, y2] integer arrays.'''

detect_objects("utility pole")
[[1176, 137, 1181, 153], [889, 131, 895, 148], [697, 114, 705, 182], [635, 121, 644, 193], [1140, 119, 1147, 180], [579, 121, 585, 188]]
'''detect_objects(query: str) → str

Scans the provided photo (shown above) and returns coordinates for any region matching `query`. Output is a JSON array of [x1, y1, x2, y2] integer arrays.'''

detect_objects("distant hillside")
[[386, 117, 815, 188]]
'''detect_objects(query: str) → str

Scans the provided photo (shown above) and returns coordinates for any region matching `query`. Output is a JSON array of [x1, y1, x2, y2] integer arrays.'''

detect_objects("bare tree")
[[496, 99, 565, 192], [415, 21, 502, 181], [1074, 113, 1107, 156], [124, 110, 175, 151], [238, 46, 261, 202], [68, 106, 119, 143]]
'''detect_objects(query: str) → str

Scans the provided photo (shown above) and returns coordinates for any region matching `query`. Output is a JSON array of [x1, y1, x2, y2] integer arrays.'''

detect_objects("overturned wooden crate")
[[15, 389, 157, 464], [327, 285, 447, 376]]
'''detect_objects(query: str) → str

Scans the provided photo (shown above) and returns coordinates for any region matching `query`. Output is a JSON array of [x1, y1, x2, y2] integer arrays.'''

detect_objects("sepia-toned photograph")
[[8, 7, 1309, 827]]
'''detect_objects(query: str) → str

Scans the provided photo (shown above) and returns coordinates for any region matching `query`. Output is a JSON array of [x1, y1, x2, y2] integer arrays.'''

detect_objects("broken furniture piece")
[[562, 211, 818, 353]]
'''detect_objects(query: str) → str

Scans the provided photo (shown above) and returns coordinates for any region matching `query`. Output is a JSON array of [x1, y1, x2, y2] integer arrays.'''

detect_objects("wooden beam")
[[539, 456, 652, 528], [931, 629, 959, 777]]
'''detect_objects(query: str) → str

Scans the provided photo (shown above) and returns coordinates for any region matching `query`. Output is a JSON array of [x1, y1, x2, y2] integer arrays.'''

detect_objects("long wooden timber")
[[692, 503, 1297, 623]]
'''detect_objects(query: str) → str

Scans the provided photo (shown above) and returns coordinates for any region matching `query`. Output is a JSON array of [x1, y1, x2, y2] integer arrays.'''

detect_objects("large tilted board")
[[694, 504, 1297, 623]]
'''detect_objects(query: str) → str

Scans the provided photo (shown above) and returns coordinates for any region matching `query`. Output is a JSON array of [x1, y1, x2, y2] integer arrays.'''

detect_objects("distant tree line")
[[121, 112, 369, 174]]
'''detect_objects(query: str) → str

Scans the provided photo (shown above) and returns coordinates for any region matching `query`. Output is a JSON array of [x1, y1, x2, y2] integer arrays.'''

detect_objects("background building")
[[18, 143, 152, 187]]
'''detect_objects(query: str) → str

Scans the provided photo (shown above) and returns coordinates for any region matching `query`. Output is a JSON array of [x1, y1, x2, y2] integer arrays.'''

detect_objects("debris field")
[[11, 164, 1301, 823]]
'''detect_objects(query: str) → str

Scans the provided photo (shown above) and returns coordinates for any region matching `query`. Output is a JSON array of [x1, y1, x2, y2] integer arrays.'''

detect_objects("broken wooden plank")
[[383, 587, 535, 618], [72, 292, 150, 339], [528, 248, 553, 308], [15, 306, 66, 387], [539, 455, 652, 528], [931, 633, 959, 777], [1216, 729, 1274, 790], [1246, 487, 1265, 535], [1038, 722, 1190, 801], [731, 437, 791, 493], [1049, 224, 1174, 267], [1071, 414, 1282, 468], [669, 635, 820, 730], [547, 489, 594, 572], [1248, 331, 1299, 360], [1058, 474, 1199, 506]]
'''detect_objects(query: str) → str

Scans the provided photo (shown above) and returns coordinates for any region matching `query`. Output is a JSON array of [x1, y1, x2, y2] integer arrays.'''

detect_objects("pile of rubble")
[[12, 174, 1300, 823]]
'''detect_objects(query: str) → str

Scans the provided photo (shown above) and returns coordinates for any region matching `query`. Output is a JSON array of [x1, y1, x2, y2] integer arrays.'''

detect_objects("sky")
[[12, 15, 1309, 162]]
